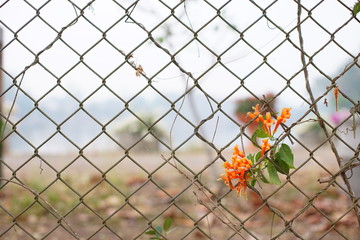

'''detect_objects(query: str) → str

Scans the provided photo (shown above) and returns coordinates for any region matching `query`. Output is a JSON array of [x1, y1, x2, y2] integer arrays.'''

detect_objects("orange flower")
[[218, 145, 252, 196], [232, 144, 245, 158], [262, 112, 275, 135], [274, 108, 291, 133], [260, 138, 271, 157], [247, 104, 262, 122]]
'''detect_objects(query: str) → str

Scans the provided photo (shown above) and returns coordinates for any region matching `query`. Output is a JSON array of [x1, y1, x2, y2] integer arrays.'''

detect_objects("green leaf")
[[267, 162, 281, 185], [247, 153, 254, 164], [259, 170, 270, 184], [251, 127, 270, 145], [156, 37, 165, 43], [155, 226, 162, 237], [274, 154, 290, 174], [163, 218, 172, 232], [145, 230, 156, 235], [277, 144, 295, 169], [255, 151, 261, 161], [353, 2, 360, 15], [251, 179, 257, 187]]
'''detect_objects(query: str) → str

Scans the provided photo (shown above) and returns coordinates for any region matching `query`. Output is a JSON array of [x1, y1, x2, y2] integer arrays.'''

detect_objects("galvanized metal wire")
[[1, 0, 359, 239]]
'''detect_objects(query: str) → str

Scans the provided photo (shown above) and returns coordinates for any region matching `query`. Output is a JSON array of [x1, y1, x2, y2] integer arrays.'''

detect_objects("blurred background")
[[0, 0, 359, 239], [1, 0, 359, 154]]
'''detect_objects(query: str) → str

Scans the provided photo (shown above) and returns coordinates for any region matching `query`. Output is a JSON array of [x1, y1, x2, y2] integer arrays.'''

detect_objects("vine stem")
[[296, 0, 360, 226]]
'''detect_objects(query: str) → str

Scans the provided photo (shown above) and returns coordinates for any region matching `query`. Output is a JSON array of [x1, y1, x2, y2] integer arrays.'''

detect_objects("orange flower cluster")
[[218, 145, 252, 196], [247, 104, 291, 136], [274, 107, 291, 133]]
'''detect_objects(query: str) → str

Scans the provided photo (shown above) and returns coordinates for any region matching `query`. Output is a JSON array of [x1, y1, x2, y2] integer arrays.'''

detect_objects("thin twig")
[[160, 154, 247, 239], [0, 178, 80, 239], [296, 0, 360, 226], [170, 76, 190, 151], [183, 0, 200, 57]]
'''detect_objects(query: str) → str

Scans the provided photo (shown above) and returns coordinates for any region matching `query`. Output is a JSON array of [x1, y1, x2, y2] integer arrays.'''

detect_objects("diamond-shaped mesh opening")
[[83, 0, 125, 30], [311, 0, 351, 33], [39, 0, 79, 31], [15, 109, 56, 147], [82, 179, 126, 218], [245, 64, 286, 95], [129, 180, 172, 218], [39, 134, 79, 160], [61, 155, 102, 179], [60, 63, 102, 101], [244, 19, 290, 57], [1, 0, 359, 239], [83, 40, 124, 78], [335, 20, 360, 53], [60, 109, 102, 147], [151, 70, 196, 101], [106, 64, 148, 101], [198, 66, 240, 102], [14, 160, 57, 187], [131, 40, 173, 78], [295, 18, 331, 56], [17, 17, 57, 54], [152, 19, 194, 55], [107, 19, 147, 53], [174, 0, 217, 32], [61, 17, 103, 55], [198, 18, 239, 56], [266, 41, 303, 79], [243, 204, 281, 237], [40, 180, 79, 215], [266, 1, 297, 29], [64, 203, 105, 239], [106, 156, 149, 183], [0, 0, 35, 31], [0, 180, 35, 216], [221, 0, 262, 31], [171, 41, 217, 78], [82, 87, 125, 123], [15, 201, 60, 238], [150, 161, 193, 194], [130, 0, 171, 30], [82, 133, 122, 158], [313, 42, 353, 76], [222, 40, 264, 79], [39, 41, 79, 78], [20, 64, 57, 100], [2, 89, 34, 123], [1, 40, 34, 75], [38, 87, 79, 124], [105, 203, 148, 239]]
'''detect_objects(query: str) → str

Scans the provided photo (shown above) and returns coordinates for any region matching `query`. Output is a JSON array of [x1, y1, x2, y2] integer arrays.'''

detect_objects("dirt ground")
[[1, 145, 359, 239]]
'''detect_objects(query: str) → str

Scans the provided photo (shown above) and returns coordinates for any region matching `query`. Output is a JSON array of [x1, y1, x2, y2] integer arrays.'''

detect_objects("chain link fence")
[[1, 0, 359, 239]]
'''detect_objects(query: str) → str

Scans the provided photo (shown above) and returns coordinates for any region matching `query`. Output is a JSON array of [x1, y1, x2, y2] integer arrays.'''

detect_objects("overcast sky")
[[1, 0, 359, 104]]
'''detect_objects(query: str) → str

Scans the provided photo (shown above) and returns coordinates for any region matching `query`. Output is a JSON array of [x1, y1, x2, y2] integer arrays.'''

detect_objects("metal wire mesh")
[[0, 0, 359, 239]]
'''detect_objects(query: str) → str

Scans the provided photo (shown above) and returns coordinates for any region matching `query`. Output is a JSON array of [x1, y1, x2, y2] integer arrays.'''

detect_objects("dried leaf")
[[136, 65, 144, 77]]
